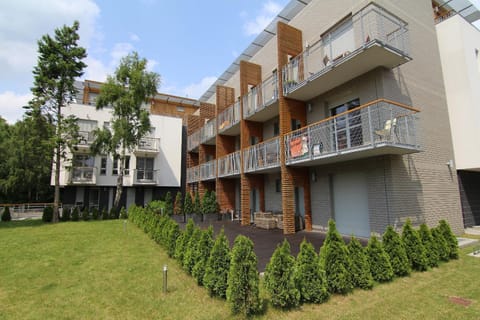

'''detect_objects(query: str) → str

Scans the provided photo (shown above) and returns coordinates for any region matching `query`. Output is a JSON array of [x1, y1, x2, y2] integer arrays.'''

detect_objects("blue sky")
[[0, 0, 288, 123]]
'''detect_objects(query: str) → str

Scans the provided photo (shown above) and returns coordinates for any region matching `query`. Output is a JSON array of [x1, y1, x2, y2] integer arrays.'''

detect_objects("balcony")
[[218, 151, 241, 178], [187, 129, 201, 152], [283, 3, 411, 101], [244, 137, 281, 174], [75, 131, 95, 151], [218, 101, 241, 136], [69, 167, 97, 185], [242, 74, 279, 122], [201, 118, 217, 145], [132, 169, 158, 185], [187, 166, 200, 183], [134, 137, 159, 155], [200, 160, 217, 181], [284, 99, 420, 166]]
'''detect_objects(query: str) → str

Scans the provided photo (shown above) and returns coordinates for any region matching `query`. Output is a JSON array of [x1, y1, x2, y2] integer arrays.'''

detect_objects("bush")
[[201, 190, 210, 215], [192, 226, 214, 285], [401, 219, 428, 271], [91, 207, 99, 220], [431, 227, 449, 262], [61, 207, 71, 222], [101, 208, 109, 220], [71, 207, 80, 221], [41, 206, 53, 222], [119, 207, 128, 219], [174, 192, 182, 215], [166, 222, 180, 258], [165, 191, 173, 216], [174, 218, 195, 264], [204, 229, 231, 299], [319, 220, 352, 294], [419, 224, 439, 268], [438, 220, 459, 259], [382, 226, 410, 277], [293, 239, 329, 303], [82, 208, 90, 221], [183, 193, 193, 215], [366, 235, 393, 283], [227, 235, 262, 316], [193, 192, 201, 215], [348, 236, 374, 289], [265, 239, 300, 309], [147, 200, 166, 215], [1, 207, 12, 222], [183, 226, 202, 274], [110, 208, 119, 220]]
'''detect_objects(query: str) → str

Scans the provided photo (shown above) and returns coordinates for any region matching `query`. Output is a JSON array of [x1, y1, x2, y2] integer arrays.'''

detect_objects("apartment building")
[[186, 0, 465, 236], [54, 80, 198, 211], [435, 0, 480, 227]]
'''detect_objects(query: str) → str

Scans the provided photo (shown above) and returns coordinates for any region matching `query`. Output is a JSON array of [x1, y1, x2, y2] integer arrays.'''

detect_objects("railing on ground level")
[[218, 101, 241, 132], [187, 166, 200, 183], [132, 169, 158, 184], [244, 137, 281, 173], [243, 74, 279, 119], [136, 137, 159, 152], [218, 151, 241, 177], [201, 118, 217, 144], [284, 99, 420, 164], [200, 160, 217, 180], [187, 129, 201, 151], [0, 203, 59, 220], [69, 167, 97, 184], [283, 2, 409, 95]]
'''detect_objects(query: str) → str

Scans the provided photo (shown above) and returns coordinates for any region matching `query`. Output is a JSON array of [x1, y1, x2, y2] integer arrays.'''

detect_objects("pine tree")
[[193, 192, 201, 215], [183, 227, 202, 274], [401, 220, 428, 271], [348, 236, 374, 289], [366, 235, 393, 282], [431, 227, 449, 262], [204, 229, 231, 298], [192, 226, 214, 285], [419, 224, 439, 268], [174, 191, 182, 215], [227, 235, 262, 316], [201, 190, 210, 215], [1, 207, 11, 222], [174, 218, 194, 264], [293, 239, 329, 303], [438, 220, 459, 259], [382, 226, 410, 277], [166, 222, 180, 258], [183, 192, 193, 215]]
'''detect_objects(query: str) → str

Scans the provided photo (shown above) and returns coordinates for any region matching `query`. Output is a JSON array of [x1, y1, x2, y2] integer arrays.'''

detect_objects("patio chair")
[[375, 118, 397, 141]]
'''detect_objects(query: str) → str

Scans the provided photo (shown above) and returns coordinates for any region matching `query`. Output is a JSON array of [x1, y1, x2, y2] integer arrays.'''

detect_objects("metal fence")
[[187, 129, 201, 151], [200, 160, 217, 180], [187, 166, 200, 183], [218, 101, 241, 133], [243, 137, 281, 173], [218, 151, 241, 177], [243, 74, 279, 119]]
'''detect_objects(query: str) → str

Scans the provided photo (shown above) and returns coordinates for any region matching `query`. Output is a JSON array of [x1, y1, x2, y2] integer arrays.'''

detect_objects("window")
[[322, 17, 354, 64], [112, 156, 118, 175], [273, 121, 279, 136], [291, 119, 301, 131], [275, 179, 281, 193], [136, 157, 154, 181], [100, 157, 107, 175], [124, 156, 130, 175], [73, 154, 94, 167], [330, 98, 361, 150], [177, 106, 185, 112]]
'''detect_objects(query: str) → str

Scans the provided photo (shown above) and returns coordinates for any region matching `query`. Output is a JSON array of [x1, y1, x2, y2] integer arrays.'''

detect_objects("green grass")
[[1, 220, 479, 319]]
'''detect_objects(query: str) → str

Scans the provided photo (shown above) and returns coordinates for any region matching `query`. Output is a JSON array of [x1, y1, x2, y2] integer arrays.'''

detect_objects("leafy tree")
[[366, 235, 393, 283], [204, 229, 231, 298], [227, 235, 262, 316], [174, 218, 194, 264], [348, 236, 374, 289], [183, 226, 202, 274], [401, 220, 428, 271], [382, 226, 410, 277], [164, 191, 173, 216], [91, 52, 160, 211], [293, 239, 329, 303], [1, 207, 11, 222], [29, 21, 87, 222], [183, 192, 193, 215], [193, 192, 201, 215], [419, 224, 439, 268], [174, 191, 182, 215], [0, 118, 10, 202], [438, 220, 459, 259], [192, 226, 214, 285]]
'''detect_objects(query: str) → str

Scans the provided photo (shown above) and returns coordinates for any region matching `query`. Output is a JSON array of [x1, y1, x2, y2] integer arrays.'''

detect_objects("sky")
[[0, 0, 289, 123]]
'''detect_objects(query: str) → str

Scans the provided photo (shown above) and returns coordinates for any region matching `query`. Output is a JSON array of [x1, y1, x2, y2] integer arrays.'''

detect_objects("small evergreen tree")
[[174, 191, 182, 215], [293, 239, 329, 304], [174, 218, 194, 264], [204, 229, 231, 298], [101, 208, 109, 220], [264, 240, 300, 309], [348, 236, 374, 289], [42, 206, 53, 222], [438, 220, 459, 259], [419, 224, 439, 268], [210, 191, 219, 214], [201, 190, 210, 215], [382, 226, 410, 277], [431, 227, 449, 262], [61, 207, 71, 221], [164, 191, 173, 216], [319, 220, 352, 294], [1, 207, 12, 222], [110, 207, 119, 219], [119, 207, 128, 219], [167, 222, 180, 258], [91, 207, 99, 220], [71, 207, 80, 221], [193, 192, 201, 215], [366, 235, 393, 282], [82, 208, 90, 221], [227, 235, 262, 316], [183, 192, 193, 215], [183, 227, 202, 274], [401, 220, 428, 271], [192, 226, 215, 285]]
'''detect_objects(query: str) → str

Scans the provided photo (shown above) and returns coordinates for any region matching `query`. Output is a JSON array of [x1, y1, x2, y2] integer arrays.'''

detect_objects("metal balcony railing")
[[187, 166, 200, 183], [243, 137, 281, 173], [187, 129, 201, 151], [135, 137, 159, 153], [200, 160, 217, 180], [283, 2, 409, 96], [201, 118, 217, 144], [69, 167, 97, 184], [218, 151, 241, 177], [284, 99, 420, 165], [243, 74, 279, 119], [132, 169, 158, 184], [77, 131, 95, 147], [218, 101, 241, 133]]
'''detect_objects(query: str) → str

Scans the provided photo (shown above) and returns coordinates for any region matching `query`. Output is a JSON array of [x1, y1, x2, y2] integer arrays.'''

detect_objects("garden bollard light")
[[163, 264, 168, 293]]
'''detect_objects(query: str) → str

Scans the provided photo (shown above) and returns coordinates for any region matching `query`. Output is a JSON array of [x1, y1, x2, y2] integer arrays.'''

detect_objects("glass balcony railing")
[[187, 166, 200, 183], [218, 151, 241, 177], [201, 118, 217, 144], [187, 129, 201, 151], [284, 99, 420, 165], [135, 137, 159, 153], [283, 3, 410, 101], [218, 101, 241, 133], [132, 169, 158, 184], [243, 137, 281, 173], [243, 74, 279, 119], [200, 160, 217, 181], [69, 167, 96, 184]]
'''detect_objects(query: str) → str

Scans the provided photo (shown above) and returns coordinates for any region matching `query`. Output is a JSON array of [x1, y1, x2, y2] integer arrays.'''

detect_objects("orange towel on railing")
[[290, 136, 308, 158]]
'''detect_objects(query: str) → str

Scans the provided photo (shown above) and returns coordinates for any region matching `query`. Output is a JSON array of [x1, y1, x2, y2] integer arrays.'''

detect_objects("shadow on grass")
[[0, 219, 45, 229]]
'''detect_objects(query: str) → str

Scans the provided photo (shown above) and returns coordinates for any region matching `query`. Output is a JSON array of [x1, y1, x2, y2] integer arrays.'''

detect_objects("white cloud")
[[162, 76, 217, 99], [129, 32, 141, 42], [243, 1, 282, 36], [0, 91, 32, 124]]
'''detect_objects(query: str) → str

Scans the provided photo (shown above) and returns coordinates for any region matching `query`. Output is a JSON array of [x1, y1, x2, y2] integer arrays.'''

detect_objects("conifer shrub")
[[438, 220, 459, 259], [174, 218, 195, 264], [366, 235, 393, 283], [166, 222, 180, 258], [71, 207, 80, 221], [348, 236, 374, 289], [227, 235, 262, 316], [204, 229, 231, 299], [401, 219, 428, 271], [42, 206, 53, 222], [165, 191, 173, 216], [101, 208, 109, 220], [431, 227, 449, 262], [81, 208, 90, 221], [293, 239, 329, 304], [147, 200, 165, 215], [193, 192, 201, 215], [61, 207, 71, 221], [1, 207, 12, 222], [192, 226, 214, 285], [382, 226, 410, 277], [183, 192, 193, 215], [109, 207, 119, 220], [419, 224, 439, 268], [174, 191, 182, 215], [183, 226, 202, 274], [319, 220, 352, 294], [264, 239, 300, 309], [91, 207, 99, 220], [119, 207, 128, 219], [201, 190, 210, 215]]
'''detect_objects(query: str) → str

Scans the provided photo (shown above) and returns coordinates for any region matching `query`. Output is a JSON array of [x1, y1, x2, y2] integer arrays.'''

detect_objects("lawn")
[[0, 220, 479, 319]]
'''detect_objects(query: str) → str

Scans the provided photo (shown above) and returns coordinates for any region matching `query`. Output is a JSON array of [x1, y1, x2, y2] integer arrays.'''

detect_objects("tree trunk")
[[113, 149, 125, 212]]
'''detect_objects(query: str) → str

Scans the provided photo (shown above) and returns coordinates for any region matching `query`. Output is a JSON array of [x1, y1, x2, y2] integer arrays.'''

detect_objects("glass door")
[[331, 98, 361, 151]]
